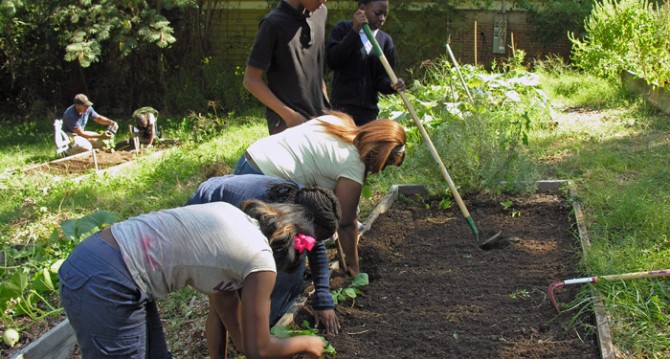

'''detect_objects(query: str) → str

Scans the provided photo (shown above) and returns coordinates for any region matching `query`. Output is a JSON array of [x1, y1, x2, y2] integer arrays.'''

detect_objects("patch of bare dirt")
[[296, 192, 599, 358]]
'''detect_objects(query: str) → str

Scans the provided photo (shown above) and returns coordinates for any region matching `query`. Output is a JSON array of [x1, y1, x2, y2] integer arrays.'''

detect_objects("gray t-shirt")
[[111, 202, 276, 300]]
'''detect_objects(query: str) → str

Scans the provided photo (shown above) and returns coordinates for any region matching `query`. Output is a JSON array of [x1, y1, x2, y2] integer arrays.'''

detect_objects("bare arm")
[[241, 271, 325, 358], [92, 114, 116, 127], [243, 65, 307, 128], [70, 127, 111, 139], [334, 177, 363, 277], [207, 291, 243, 358], [322, 79, 330, 104]]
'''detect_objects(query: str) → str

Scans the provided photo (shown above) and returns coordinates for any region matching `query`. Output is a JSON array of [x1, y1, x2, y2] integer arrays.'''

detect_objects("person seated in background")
[[132, 106, 162, 148], [184, 174, 342, 342], [61, 93, 118, 155]]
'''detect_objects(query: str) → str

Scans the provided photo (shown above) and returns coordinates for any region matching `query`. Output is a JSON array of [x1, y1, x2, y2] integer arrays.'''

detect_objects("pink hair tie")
[[294, 233, 316, 253]]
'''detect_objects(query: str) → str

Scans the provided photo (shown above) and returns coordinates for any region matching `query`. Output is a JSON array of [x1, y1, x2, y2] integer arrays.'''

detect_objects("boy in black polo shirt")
[[244, 0, 330, 135]]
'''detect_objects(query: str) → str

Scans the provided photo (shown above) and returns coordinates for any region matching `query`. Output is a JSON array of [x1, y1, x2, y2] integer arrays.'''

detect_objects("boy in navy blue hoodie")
[[327, 0, 405, 126]]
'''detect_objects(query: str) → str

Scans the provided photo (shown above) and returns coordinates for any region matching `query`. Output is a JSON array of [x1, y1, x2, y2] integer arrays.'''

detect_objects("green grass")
[[531, 68, 670, 358]]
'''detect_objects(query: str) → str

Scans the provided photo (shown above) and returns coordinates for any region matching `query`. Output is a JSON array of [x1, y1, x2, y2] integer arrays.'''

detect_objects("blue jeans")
[[233, 154, 263, 175], [59, 233, 171, 358], [269, 255, 306, 326]]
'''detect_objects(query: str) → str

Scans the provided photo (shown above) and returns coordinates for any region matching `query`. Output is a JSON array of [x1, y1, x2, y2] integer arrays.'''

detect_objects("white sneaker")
[[357, 220, 364, 231]]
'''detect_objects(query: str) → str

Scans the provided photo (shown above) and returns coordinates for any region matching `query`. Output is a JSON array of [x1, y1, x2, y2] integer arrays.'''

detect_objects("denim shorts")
[[58, 233, 171, 358]]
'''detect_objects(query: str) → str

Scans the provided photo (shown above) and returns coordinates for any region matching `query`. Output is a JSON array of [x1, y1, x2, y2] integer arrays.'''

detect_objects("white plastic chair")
[[53, 119, 98, 170], [53, 119, 70, 156]]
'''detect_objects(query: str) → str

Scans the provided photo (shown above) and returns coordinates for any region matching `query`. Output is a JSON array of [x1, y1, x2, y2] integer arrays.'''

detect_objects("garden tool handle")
[[548, 269, 670, 313], [362, 24, 477, 236]]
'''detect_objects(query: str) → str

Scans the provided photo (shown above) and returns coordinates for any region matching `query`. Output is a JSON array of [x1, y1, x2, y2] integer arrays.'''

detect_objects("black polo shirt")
[[247, 1, 329, 124]]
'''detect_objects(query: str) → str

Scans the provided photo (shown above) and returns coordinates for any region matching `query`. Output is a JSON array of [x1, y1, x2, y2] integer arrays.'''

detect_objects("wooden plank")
[[536, 179, 568, 194], [358, 185, 399, 236], [569, 181, 616, 359], [10, 319, 77, 359]]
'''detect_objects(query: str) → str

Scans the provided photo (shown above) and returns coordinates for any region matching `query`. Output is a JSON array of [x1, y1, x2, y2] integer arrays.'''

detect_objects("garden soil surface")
[[296, 192, 600, 359], [22, 150, 136, 175]]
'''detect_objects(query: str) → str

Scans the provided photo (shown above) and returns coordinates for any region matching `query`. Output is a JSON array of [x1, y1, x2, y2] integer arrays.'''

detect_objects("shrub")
[[570, 0, 670, 87], [379, 51, 544, 195]]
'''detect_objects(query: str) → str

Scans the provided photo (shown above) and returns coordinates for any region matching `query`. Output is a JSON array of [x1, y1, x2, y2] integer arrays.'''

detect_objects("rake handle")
[[548, 269, 670, 313], [362, 24, 477, 237]]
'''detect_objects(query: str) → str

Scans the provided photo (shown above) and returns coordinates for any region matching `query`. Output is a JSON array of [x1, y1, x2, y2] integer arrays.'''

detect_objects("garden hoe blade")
[[548, 268, 670, 313], [362, 24, 502, 248]]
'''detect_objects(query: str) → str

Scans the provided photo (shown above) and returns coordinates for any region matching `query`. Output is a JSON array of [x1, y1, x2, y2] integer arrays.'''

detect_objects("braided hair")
[[265, 183, 341, 240], [294, 186, 341, 240]]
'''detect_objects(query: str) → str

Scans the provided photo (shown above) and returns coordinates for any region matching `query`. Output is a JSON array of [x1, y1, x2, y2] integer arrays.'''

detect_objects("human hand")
[[315, 309, 340, 335], [352, 9, 368, 32], [392, 78, 406, 93], [101, 131, 113, 139], [302, 336, 326, 358], [281, 109, 307, 128]]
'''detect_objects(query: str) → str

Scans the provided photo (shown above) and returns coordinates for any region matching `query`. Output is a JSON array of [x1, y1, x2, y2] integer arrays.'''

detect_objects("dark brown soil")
[[22, 150, 136, 175], [297, 192, 599, 359], [21, 139, 179, 175]]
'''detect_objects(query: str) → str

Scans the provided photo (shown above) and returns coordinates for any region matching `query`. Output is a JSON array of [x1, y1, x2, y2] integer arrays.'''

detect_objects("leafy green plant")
[[570, 0, 670, 87], [60, 210, 117, 243], [380, 53, 544, 195], [500, 199, 513, 210], [331, 273, 369, 305], [271, 320, 337, 356]]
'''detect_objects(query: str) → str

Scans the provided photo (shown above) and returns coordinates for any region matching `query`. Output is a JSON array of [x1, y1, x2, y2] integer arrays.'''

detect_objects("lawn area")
[[0, 65, 668, 358]]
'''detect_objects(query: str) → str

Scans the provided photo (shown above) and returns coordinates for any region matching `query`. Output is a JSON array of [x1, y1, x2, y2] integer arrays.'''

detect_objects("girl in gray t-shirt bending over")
[[59, 200, 334, 358]]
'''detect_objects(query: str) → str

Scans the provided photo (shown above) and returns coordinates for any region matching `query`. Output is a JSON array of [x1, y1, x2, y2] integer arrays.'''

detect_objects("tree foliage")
[[0, 0, 205, 116], [513, 0, 595, 46], [52, 1, 191, 67]]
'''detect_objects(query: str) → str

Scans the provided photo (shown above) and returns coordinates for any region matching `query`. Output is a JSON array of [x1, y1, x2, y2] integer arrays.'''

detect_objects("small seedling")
[[500, 199, 521, 218], [508, 289, 530, 299], [331, 273, 369, 305], [271, 320, 336, 356], [439, 197, 452, 210], [500, 199, 513, 210]]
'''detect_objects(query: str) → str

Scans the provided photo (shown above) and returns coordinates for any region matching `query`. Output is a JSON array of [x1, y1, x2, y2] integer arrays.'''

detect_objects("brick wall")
[[447, 9, 572, 67], [206, 1, 573, 73]]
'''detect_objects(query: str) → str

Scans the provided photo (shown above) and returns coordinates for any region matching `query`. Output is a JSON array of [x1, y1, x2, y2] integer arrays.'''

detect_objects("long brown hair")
[[317, 111, 406, 174]]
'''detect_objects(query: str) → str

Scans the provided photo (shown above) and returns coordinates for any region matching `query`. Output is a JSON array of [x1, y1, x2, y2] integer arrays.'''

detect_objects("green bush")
[[570, 0, 670, 87], [379, 51, 544, 195]]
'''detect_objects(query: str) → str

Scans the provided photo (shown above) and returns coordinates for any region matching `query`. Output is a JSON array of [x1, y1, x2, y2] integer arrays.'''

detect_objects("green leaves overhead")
[[54, 1, 185, 67]]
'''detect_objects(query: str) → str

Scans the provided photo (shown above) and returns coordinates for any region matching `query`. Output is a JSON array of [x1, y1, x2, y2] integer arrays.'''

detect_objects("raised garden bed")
[[292, 182, 611, 358], [621, 70, 670, 114], [20, 139, 180, 176], [21, 150, 136, 175], [7, 182, 613, 359]]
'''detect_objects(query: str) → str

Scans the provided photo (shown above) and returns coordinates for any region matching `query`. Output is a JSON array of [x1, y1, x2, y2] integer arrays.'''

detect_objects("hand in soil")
[[315, 309, 340, 335]]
